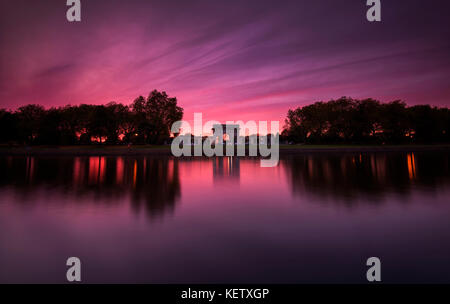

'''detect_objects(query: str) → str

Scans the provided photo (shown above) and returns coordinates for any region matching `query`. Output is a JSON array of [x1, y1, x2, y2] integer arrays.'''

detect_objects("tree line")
[[282, 97, 450, 144], [1, 93, 449, 145], [0, 90, 183, 145]]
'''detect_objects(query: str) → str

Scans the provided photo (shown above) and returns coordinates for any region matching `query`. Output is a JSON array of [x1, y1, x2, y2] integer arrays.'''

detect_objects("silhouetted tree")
[[407, 105, 449, 143], [1, 94, 448, 146], [352, 98, 381, 142], [0, 90, 184, 146], [131, 90, 183, 144], [37, 108, 63, 144], [16, 104, 45, 144], [0, 109, 18, 143], [378, 100, 409, 143], [284, 97, 450, 144]]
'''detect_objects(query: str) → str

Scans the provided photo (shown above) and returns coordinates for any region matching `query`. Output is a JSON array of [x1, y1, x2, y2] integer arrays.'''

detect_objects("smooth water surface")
[[1, 152, 450, 283]]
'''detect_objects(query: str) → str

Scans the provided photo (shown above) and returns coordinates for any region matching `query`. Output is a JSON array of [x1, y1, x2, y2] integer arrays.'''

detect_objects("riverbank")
[[1, 144, 449, 156]]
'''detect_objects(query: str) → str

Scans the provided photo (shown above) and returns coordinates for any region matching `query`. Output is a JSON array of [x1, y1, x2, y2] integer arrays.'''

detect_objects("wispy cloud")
[[0, 0, 449, 123]]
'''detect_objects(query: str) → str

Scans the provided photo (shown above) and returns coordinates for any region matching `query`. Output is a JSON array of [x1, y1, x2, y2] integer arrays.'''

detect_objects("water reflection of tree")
[[282, 152, 450, 204], [129, 157, 181, 218], [212, 157, 240, 184], [0, 156, 181, 219]]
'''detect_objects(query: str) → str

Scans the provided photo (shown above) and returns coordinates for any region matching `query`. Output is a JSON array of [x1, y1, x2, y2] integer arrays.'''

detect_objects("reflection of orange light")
[[116, 157, 124, 185], [88, 156, 106, 184], [133, 160, 137, 188], [88, 157, 99, 183], [224, 157, 230, 176], [407, 153, 416, 180], [73, 157, 83, 185], [168, 159, 174, 180], [99, 157, 106, 183]]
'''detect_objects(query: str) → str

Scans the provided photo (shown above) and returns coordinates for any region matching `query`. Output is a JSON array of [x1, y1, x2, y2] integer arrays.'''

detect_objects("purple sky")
[[1, 0, 449, 125]]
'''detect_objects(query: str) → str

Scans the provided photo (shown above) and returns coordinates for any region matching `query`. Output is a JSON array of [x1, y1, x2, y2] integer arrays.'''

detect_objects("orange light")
[[407, 153, 416, 180]]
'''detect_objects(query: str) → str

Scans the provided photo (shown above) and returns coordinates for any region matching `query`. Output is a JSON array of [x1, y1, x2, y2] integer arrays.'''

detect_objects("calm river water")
[[1, 152, 450, 283]]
